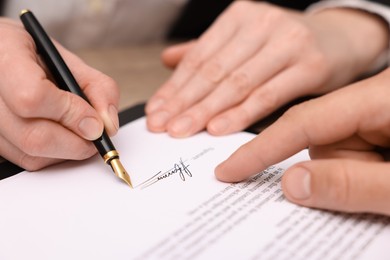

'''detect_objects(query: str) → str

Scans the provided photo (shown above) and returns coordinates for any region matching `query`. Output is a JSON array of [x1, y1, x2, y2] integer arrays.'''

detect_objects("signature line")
[[135, 158, 191, 189]]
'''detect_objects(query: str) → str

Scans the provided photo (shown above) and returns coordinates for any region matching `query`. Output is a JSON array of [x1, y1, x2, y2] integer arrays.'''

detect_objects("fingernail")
[[209, 118, 229, 134], [149, 111, 170, 130], [108, 105, 119, 131], [147, 98, 165, 113], [170, 116, 193, 136], [285, 167, 311, 200], [78, 117, 102, 140]]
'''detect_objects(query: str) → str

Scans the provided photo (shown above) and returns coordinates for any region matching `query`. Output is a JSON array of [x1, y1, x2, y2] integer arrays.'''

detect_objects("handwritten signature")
[[136, 158, 193, 189], [157, 158, 192, 182]]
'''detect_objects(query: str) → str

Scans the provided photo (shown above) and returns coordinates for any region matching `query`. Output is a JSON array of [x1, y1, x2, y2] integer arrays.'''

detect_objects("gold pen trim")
[[103, 150, 119, 164], [20, 9, 30, 16], [103, 150, 133, 188]]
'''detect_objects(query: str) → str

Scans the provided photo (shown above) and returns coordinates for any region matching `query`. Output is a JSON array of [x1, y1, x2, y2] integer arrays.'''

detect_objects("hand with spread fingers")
[[0, 18, 120, 170], [146, 1, 388, 138], [216, 68, 390, 216]]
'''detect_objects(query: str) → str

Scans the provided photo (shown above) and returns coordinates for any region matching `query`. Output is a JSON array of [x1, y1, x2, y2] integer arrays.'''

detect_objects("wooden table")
[[76, 44, 172, 110]]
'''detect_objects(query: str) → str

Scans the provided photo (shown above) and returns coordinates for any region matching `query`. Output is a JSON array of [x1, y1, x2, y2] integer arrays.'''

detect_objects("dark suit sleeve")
[[0, 0, 5, 15], [367, 0, 390, 6], [167, 0, 321, 41]]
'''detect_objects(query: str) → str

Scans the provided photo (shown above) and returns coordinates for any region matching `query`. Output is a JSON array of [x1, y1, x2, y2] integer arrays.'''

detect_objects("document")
[[0, 117, 388, 260]]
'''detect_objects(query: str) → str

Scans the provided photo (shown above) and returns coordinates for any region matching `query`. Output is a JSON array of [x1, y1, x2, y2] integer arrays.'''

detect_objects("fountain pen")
[[20, 9, 132, 188]]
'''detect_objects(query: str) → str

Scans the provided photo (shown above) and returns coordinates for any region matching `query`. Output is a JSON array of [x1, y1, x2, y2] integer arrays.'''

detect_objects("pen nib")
[[110, 158, 133, 188]]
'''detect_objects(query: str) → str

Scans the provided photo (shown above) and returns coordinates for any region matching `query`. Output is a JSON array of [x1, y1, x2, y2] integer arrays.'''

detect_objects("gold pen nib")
[[109, 158, 133, 188]]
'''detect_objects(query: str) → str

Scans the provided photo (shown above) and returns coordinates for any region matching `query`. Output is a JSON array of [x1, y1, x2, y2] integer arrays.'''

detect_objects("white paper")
[[0, 117, 388, 260]]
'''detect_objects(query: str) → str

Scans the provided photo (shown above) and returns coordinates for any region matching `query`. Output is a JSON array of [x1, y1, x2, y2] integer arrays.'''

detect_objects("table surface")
[[75, 44, 171, 111]]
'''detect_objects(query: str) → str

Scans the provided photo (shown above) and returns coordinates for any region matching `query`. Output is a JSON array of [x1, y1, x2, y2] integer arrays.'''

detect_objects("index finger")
[[59, 45, 120, 136], [215, 73, 390, 182]]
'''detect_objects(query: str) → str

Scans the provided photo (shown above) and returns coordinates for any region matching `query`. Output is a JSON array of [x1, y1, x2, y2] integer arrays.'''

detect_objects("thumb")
[[282, 159, 390, 216]]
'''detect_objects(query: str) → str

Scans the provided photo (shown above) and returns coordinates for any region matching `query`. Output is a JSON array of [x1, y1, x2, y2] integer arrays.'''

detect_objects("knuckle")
[[169, 95, 193, 114], [59, 92, 77, 124], [235, 107, 253, 128], [189, 105, 209, 122], [282, 105, 299, 121], [261, 5, 286, 24], [85, 74, 120, 104], [307, 52, 329, 71], [96, 73, 117, 89], [256, 89, 279, 115], [287, 24, 312, 43], [227, 71, 252, 93], [182, 51, 203, 71], [12, 86, 45, 117], [304, 54, 332, 93], [59, 93, 88, 126], [281, 103, 311, 140], [283, 102, 308, 121], [104, 76, 119, 92], [326, 161, 352, 207], [200, 59, 225, 83], [99, 75, 119, 95], [279, 26, 314, 59]]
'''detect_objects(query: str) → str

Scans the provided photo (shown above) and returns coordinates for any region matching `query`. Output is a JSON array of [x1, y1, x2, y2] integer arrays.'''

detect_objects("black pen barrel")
[[20, 10, 115, 157], [19, 9, 132, 187], [93, 132, 116, 158], [20, 11, 87, 99]]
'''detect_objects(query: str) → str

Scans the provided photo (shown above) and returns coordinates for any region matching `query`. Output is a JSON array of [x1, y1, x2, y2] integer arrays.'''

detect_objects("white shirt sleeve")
[[307, 0, 390, 70], [3, 0, 189, 50]]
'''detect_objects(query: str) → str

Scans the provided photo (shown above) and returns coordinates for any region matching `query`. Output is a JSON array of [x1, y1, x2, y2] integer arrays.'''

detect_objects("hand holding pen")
[[0, 13, 127, 183], [19, 10, 132, 186]]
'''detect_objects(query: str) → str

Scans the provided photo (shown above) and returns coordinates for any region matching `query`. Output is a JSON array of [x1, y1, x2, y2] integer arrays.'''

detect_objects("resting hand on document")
[[216, 68, 390, 216], [146, 1, 388, 137], [0, 18, 119, 170]]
